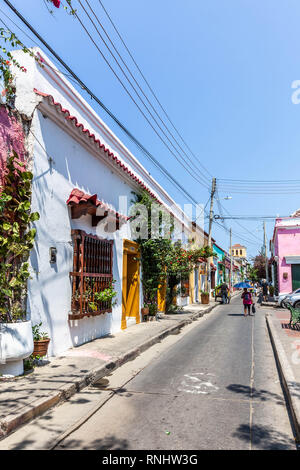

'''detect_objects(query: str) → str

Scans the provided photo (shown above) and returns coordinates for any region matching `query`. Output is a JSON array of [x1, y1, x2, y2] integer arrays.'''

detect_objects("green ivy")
[[131, 191, 216, 314], [0, 152, 39, 323]]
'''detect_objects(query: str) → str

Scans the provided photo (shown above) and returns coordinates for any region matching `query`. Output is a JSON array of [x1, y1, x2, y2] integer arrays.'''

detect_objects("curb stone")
[[0, 302, 218, 441], [266, 314, 300, 442]]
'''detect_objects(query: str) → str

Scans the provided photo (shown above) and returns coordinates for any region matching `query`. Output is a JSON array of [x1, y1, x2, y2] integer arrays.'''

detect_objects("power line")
[[219, 178, 300, 183], [217, 188, 300, 195], [2, 0, 207, 204], [71, 2, 210, 189], [0, 10, 82, 87], [217, 202, 263, 243], [97, 0, 212, 180], [213, 220, 260, 247], [81, 0, 211, 186], [214, 215, 294, 220], [202, 203, 260, 248]]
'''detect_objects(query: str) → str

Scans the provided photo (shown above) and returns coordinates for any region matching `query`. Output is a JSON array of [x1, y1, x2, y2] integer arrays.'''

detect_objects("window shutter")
[[70, 230, 113, 320]]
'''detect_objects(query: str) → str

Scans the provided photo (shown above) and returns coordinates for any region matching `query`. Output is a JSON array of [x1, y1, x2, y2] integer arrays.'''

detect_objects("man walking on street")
[[220, 282, 229, 304], [262, 279, 268, 302]]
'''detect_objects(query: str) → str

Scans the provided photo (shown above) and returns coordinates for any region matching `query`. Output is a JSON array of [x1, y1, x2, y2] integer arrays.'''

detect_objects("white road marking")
[[178, 373, 219, 395]]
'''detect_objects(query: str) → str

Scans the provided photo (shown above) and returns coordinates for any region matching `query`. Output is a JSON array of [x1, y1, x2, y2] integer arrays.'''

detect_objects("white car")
[[278, 288, 300, 308]]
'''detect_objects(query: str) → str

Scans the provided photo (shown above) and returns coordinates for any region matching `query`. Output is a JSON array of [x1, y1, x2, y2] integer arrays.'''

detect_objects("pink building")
[[271, 210, 300, 295]]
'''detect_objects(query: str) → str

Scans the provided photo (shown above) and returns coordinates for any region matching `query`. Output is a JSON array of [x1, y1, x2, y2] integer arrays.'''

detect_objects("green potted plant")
[[141, 303, 149, 320], [0, 153, 40, 376], [201, 291, 210, 304], [32, 322, 50, 358], [91, 281, 117, 312]]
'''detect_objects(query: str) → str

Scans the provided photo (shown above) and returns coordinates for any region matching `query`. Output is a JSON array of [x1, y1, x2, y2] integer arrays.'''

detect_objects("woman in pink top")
[[241, 288, 252, 317]]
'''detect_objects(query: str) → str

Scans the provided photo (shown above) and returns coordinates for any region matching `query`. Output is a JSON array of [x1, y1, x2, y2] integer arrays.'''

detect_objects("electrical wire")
[[0, 11, 83, 88], [97, 0, 212, 180], [72, 2, 210, 189], [213, 220, 261, 247], [217, 178, 300, 194], [82, 0, 211, 186], [216, 200, 263, 243]]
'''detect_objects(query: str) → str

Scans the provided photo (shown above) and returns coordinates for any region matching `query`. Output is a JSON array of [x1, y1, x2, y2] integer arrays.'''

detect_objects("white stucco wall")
[[28, 109, 142, 357]]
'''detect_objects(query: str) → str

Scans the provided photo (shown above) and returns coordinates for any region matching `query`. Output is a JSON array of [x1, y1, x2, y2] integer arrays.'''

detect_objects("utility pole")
[[206, 177, 216, 295], [263, 221, 269, 283], [230, 228, 233, 291]]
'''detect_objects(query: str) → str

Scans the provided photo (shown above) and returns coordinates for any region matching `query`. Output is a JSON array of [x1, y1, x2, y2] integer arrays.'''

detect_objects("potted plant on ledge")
[[0, 153, 40, 376], [201, 291, 210, 304], [88, 281, 118, 314], [141, 303, 149, 321], [32, 323, 50, 358]]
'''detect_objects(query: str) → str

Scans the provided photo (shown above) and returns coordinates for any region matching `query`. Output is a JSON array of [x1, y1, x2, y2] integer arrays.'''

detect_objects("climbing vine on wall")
[[0, 152, 39, 323]]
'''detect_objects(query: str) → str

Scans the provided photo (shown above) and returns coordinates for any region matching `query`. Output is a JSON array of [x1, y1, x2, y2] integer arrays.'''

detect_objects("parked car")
[[278, 288, 300, 308]]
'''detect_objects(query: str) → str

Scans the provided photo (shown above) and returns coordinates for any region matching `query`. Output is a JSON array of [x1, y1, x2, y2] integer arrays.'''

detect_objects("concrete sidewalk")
[[0, 300, 219, 441], [265, 308, 300, 442]]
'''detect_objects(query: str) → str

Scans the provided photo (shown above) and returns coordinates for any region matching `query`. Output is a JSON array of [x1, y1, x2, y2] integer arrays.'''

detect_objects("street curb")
[[266, 314, 300, 442], [0, 302, 218, 441]]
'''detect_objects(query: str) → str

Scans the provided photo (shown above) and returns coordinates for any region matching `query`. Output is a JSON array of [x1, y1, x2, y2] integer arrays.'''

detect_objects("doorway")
[[292, 264, 300, 291], [121, 240, 140, 329], [194, 268, 199, 302]]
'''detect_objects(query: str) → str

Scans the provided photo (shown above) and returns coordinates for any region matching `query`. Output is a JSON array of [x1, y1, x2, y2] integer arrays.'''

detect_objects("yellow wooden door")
[[158, 279, 166, 313], [121, 240, 140, 329]]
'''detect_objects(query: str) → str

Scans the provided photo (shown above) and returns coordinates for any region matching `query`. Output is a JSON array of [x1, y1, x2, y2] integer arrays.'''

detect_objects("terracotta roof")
[[232, 244, 246, 248], [66, 188, 129, 221], [34, 89, 160, 203]]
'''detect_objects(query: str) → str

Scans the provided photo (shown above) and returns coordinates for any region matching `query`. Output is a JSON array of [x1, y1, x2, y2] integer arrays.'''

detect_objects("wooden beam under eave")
[[92, 213, 108, 227], [70, 202, 97, 219]]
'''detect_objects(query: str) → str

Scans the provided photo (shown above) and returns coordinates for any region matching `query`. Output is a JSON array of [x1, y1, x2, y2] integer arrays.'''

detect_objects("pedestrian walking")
[[257, 288, 263, 305], [220, 282, 229, 304], [241, 288, 252, 316], [253, 282, 258, 297], [262, 280, 268, 302]]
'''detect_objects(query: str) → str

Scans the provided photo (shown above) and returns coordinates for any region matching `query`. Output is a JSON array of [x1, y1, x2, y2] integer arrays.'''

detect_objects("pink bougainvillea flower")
[[1, 89, 7, 96], [51, 0, 61, 8]]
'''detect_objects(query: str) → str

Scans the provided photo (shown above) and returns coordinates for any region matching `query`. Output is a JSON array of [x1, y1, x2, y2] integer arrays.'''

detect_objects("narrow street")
[[52, 297, 296, 450]]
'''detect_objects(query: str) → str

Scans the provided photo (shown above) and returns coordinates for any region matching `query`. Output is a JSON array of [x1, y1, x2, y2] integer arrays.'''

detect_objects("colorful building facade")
[[271, 213, 300, 295]]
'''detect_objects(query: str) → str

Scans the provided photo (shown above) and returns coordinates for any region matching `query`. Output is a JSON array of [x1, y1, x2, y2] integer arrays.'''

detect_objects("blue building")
[[213, 243, 226, 287]]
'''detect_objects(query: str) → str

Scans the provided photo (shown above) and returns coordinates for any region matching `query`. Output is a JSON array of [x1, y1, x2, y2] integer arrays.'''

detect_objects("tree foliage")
[[251, 254, 271, 280], [131, 191, 215, 313]]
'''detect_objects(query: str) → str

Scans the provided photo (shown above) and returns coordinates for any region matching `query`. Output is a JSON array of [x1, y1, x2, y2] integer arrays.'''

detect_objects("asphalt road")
[[56, 297, 296, 450]]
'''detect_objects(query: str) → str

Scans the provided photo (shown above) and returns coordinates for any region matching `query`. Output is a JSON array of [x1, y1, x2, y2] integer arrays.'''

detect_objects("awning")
[[67, 189, 129, 230], [285, 255, 300, 264]]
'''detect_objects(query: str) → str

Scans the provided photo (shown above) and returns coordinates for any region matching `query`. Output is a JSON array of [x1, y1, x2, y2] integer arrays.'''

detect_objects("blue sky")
[[1, 0, 300, 258]]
